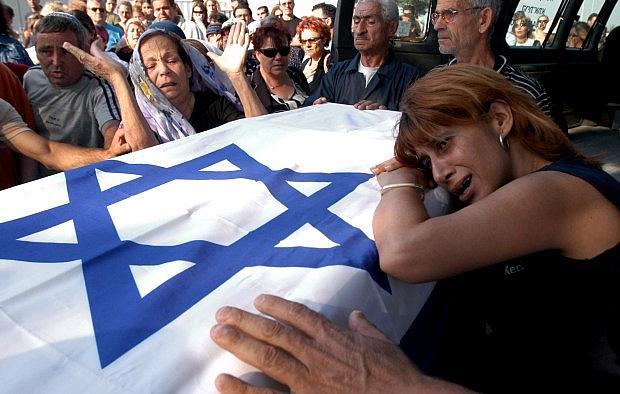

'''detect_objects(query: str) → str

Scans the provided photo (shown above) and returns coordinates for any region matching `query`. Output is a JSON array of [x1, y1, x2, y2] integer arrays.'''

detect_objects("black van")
[[331, 0, 619, 130]]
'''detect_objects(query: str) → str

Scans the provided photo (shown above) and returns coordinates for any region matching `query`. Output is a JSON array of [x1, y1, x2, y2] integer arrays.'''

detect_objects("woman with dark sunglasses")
[[250, 17, 310, 113], [189, 1, 208, 40]]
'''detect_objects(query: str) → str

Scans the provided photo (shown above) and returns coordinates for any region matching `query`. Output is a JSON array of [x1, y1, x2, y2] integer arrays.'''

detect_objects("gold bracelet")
[[380, 182, 425, 200]]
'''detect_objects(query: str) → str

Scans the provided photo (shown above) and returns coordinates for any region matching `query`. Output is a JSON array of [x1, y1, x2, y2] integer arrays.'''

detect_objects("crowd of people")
[[0, 0, 618, 392]]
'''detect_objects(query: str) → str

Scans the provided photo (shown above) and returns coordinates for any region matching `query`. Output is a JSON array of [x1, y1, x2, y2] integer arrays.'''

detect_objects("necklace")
[[269, 81, 286, 90]]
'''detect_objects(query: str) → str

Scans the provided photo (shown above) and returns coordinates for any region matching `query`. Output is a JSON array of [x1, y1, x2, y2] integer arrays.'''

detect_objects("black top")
[[251, 67, 310, 113], [188, 90, 244, 133], [301, 50, 331, 94], [401, 157, 620, 393]]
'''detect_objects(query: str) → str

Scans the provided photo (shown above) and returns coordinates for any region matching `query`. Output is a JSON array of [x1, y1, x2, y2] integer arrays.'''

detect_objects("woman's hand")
[[371, 157, 405, 175], [210, 294, 443, 394], [373, 158, 435, 189], [63, 39, 126, 84], [207, 22, 249, 77]]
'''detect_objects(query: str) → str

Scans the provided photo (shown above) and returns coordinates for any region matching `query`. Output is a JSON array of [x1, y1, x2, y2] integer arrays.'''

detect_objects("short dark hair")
[[251, 16, 291, 49], [257, 6, 268, 14], [33, 12, 90, 50], [233, 4, 251, 17], [312, 2, 336, 19], [0, 0, 10, 36]]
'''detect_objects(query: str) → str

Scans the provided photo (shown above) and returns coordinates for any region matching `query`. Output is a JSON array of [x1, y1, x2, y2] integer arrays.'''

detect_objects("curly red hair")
[[295, 16, 330, 42]]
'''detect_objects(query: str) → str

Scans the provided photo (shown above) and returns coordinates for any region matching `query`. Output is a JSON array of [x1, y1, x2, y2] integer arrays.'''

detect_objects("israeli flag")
[[0, 104, 448, 393]]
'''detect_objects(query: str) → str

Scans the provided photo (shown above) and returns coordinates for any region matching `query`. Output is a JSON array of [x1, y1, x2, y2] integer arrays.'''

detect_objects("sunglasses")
[[193, 10, 203, 14], [259, 46, 290, 58], [300, 37, 321, 45], [90, 7, 106, 13]]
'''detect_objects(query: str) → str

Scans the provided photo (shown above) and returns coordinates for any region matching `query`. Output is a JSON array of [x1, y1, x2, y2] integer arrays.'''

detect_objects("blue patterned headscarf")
[[129, 29, 241, 143]]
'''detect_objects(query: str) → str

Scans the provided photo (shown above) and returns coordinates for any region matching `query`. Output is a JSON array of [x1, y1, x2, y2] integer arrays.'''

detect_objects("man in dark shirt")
[[304, 0, 420, 111], [279, 0, 301, 43]]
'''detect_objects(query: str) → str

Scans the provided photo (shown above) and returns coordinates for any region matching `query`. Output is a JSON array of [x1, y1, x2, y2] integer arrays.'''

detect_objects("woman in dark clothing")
[[209, 64, 620, 394], [0, 0, 33, 66], [250, 17, 310, 113], [296, 16, 331, 94]]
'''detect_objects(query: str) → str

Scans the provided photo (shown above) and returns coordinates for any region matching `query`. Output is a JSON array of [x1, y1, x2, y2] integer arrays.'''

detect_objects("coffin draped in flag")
[[0, 104, 448, 393]]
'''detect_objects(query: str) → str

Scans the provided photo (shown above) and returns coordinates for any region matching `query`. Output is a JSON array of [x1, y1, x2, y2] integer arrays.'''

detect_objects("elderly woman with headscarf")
[[64, 21, 267, 148], [250, 17, 310, 113]]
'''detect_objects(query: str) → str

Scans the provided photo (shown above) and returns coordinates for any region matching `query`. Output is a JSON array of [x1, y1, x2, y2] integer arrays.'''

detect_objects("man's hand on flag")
[[210, 294, 427, 394]]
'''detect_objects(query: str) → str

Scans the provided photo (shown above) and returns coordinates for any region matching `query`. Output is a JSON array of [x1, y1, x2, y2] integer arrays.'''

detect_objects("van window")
[[507, 0, 563, 47], [394, 0, 432, 42]]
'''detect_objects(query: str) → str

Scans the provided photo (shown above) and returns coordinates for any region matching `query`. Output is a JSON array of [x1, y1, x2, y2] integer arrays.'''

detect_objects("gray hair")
[[32, 12, 90, 50], [468, 0, 502, 35], [355, 0, 399, 23]]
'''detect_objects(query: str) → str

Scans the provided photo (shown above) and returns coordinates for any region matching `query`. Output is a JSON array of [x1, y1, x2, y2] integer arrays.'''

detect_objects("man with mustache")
[[23, 13, 122, 178], [304, 0, 420, 111]]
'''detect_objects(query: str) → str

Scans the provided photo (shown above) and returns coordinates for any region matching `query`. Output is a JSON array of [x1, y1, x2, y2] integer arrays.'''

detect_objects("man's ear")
[[478, 7, 494, 34], [489, 101, 514, 137], [387, 19, 399, 36]]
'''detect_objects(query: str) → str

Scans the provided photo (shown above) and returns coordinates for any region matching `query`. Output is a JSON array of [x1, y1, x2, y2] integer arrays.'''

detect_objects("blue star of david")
[[0, 144, 389, 368]]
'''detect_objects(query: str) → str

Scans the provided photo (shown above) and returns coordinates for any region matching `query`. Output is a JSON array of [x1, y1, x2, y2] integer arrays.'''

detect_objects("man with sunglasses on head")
[[304, 0, 420, 111], [86, 0, 123, 51], [432, 0, 564, 130]]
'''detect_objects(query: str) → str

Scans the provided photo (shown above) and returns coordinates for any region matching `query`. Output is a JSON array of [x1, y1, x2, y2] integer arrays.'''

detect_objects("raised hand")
[[207, 21, 249, 77], [63, 39, 126, 84]]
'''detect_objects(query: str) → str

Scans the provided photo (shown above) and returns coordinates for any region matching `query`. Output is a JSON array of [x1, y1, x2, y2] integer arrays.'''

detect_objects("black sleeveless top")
[[401, 158, 620, 393]]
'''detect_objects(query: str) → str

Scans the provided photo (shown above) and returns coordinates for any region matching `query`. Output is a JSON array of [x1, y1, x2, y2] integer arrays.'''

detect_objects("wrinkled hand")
[[371, 157, 405, 175], [353, 100, 387, 110], [107, 126, 131, 157], [207, 21, 248, 76], [63, 39, 126, 83], [312, 97, 329, 105], [210, 294, 425, 394]]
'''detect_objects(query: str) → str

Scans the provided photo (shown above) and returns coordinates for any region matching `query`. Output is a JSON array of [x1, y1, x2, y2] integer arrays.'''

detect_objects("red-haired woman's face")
[[300, 28, 324, 59]]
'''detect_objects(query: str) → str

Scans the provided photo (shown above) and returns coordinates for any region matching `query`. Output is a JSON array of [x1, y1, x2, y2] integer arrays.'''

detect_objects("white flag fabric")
[[0, 104, 449, 393]]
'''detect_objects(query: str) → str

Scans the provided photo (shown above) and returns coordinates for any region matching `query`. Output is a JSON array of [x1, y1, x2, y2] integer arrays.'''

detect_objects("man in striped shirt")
[[23, 13, 122, 178], [432, 0, 557, 123]]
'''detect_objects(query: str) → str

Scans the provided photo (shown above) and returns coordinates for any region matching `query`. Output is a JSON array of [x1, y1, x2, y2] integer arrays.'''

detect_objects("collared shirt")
[[304, 49, 421, 111]]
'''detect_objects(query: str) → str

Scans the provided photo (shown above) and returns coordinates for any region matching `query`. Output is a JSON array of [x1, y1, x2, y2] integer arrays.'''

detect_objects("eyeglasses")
[[300, 37, 321, 45], [275, 13, 283, 18], [90, 7, 106, 13], [514, 22, 528, 27], [430, 7, 482, 24], [259, 46, 290, 58]]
